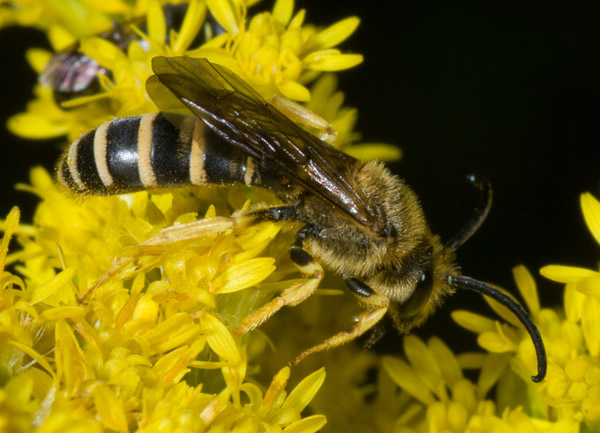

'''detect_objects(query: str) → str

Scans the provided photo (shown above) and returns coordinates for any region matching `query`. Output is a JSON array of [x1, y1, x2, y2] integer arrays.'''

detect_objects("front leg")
[[232, 225, 325, 337], [291, 277, 389, 364], [80, 206, 301, 303]]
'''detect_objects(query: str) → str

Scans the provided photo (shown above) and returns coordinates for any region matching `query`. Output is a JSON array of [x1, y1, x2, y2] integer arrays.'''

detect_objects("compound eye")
[[396, 268, 434, 319]]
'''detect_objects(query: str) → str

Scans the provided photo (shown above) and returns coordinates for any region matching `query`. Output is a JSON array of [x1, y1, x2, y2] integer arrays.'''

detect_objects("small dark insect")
[[58, 56, 546, 382], [41, 4, 223, 105]]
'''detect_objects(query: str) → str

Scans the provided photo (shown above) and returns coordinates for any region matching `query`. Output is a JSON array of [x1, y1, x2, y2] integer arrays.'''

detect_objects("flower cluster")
[[445, 192, 600, 431], [5, 0, 399, 159], [1, 0, 599, 432], [0, 167, 331, 432]]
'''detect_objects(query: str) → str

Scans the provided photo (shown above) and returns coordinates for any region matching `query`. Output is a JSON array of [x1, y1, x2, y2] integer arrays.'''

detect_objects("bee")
[[41, 4, 223, 104], [57, 56, 547, 382]]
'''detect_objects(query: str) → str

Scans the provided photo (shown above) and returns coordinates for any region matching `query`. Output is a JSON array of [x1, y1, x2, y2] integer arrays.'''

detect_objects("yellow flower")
[[535, 192, 600, 427], [0, 0, 128, 37], [382, 335, 497, 432], [204, 0, 362, 101], [382, 335, 575, 433], [7, 0, 393, 161], [0, 169, 328, 432], [451, 192, 600, 430]]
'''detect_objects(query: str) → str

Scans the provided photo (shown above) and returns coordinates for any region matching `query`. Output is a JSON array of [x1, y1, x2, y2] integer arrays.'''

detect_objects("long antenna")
[[448, 275, 547, 383], [446, 175, 493, 251]]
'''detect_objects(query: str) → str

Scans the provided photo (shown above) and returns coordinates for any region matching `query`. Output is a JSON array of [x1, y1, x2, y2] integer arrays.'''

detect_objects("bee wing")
[[147, 56, 379, 230]]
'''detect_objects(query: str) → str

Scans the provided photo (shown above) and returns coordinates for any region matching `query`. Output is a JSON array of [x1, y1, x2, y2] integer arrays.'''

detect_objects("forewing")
[[147, 56, 378, 229]]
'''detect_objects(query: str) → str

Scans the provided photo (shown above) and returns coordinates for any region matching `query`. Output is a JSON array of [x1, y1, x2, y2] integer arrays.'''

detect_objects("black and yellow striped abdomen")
[[58, 112, 265, 195]]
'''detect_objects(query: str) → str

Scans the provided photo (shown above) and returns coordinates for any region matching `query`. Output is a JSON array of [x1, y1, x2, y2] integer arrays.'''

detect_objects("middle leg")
[[232, 225, 324, 337]]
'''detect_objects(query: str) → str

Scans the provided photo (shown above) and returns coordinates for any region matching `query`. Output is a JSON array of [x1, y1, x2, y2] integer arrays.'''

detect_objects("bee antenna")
[[448, 275, 547, 383], [446, 175, 492, 251]]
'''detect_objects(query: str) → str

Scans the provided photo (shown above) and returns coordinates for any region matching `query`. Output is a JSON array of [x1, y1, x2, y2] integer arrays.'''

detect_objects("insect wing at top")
[[147, 56, 383, 233]]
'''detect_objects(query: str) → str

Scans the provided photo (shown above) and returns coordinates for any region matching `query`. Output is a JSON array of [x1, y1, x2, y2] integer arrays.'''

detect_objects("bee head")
[[390, 175, 546, 383]]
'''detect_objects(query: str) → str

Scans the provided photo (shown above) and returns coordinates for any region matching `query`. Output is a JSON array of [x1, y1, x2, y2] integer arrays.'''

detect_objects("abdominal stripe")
[[60, 113, 263, 194]]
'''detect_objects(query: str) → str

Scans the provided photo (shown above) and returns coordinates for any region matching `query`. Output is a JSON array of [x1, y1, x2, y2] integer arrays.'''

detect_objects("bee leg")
[[267, 95, 337, 144], [232, 206, 299, 230], [291, 281, 389, 365], [79, 217, 235, 303], [344, 277, 388, 348], [232, 226, 324, 337]]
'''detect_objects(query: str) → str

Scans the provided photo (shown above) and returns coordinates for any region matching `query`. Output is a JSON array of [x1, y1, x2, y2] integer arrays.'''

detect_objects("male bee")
[[58, 56, 546, 382], [41, 4, 223, 104]]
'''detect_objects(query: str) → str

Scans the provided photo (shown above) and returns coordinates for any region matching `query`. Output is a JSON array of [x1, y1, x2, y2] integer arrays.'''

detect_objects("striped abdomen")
[[58, 112, 267, 195]]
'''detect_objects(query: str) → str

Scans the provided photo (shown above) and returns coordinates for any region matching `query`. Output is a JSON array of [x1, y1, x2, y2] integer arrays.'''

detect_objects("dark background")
[[1, 1, 599, 353]]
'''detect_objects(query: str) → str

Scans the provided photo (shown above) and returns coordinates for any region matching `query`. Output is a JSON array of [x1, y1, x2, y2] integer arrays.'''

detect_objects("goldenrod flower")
[[536, 192, 600, 427], [381, 335, 580, 433], [13, 1, 600, 432], [0, 2, 383, 430], [0, 0, 136, 37], [0, 167, 329, 431], [7, 0, 383, 159], [451, 192, 600, 430]]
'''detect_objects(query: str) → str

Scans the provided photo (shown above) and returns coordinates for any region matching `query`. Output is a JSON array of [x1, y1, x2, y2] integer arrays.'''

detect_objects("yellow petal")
[[173, 0, 207, 53], [447, 401, 468, 432], [147, 0, 166, 45], [262, 366, 290, 410], [207, 0, 241, 34], [0, 207, 19, 274], [451, 310, 497, 333], [576, 275, 600, 297], [152, 340, 206, 384], [564, 281, 585, 322], [582, 297, 600, 357], [79, 36, 126, 69], [304, 50, 363, 71], [38, 306, 85, 323], [283, 415, 327, 433], [478, 331, 517, 353], [93, 383, 129, 432], [382, 356, 435, 405], [581, 192, 600, 246], [277, 79, 311, 101], [404, 335, 443, 396], [81, 0, 131, 14], [289, 9, 305, 29], [428, 337, 462, 386], [313, 17, 360, 50], [29, 267, 77, 305], [512, 265, 540, 316], [211, 257, 276, 294], [22, 367, 54, 402], [199, 312, 241, 364], [145, 312, 201, 353], [26, 48, 52, 74], [481, 285, 522, 329], [540, 264, 598, 283], [272, 0, 293, 26], [477, 353, 510, 396], [7, 112, 70, 139], [282, 368, 325, 412], [47, 24, 77, 51], [8, 340, 55, 379]]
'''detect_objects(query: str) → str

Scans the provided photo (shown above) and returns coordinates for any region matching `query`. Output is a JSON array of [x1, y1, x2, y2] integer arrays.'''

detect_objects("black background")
[[1, 1, 599, 353]]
